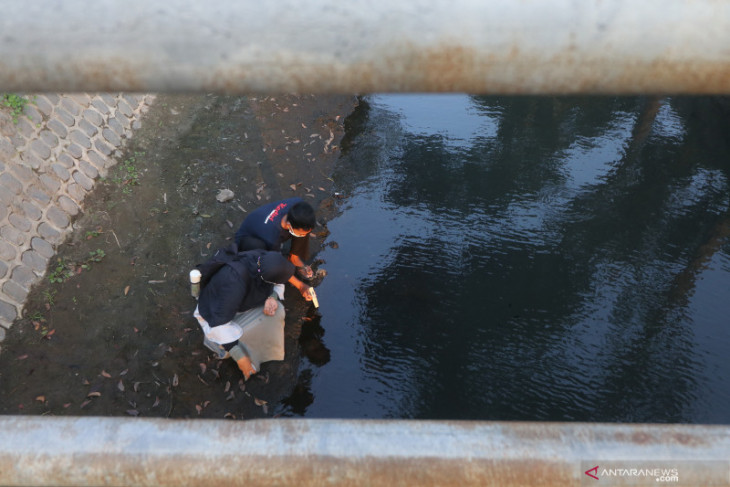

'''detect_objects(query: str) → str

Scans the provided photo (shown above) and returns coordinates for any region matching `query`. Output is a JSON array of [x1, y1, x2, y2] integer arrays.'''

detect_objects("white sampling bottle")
[[190, 269, 202, 298]]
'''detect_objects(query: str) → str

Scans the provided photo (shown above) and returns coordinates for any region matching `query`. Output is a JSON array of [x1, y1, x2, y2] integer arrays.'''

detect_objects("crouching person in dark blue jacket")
[[194, 250, 295, 380]]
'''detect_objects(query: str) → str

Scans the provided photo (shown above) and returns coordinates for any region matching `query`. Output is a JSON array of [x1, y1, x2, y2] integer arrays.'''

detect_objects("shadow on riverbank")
[[0, 93, 358, 419]]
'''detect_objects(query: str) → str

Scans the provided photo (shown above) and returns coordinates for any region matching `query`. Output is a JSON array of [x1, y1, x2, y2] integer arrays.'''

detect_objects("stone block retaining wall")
[[0, 93, 155, 348]]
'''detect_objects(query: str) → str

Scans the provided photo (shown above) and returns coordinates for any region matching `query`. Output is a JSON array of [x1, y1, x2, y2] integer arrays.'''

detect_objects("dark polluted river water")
[[288, 95, 730, 423], [2, 94, 729, 424]]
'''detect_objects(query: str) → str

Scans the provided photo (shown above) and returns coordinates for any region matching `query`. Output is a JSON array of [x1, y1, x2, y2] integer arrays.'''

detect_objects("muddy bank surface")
[[0, 94, 357, 419]]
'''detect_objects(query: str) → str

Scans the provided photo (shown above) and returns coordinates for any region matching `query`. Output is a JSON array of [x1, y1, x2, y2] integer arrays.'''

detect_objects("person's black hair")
[[287, 201, 316, 230]]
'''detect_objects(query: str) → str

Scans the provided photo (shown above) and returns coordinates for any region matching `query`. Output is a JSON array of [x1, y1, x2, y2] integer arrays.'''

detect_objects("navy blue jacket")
[[234, 197, 304, 250]]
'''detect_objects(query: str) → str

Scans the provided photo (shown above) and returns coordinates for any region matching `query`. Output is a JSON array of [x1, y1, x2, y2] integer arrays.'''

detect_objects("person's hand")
[[298, 265, 314, 280], [300, 285, 313, 301], [263, 297, 278, 316], [236, 356, 256, 380]]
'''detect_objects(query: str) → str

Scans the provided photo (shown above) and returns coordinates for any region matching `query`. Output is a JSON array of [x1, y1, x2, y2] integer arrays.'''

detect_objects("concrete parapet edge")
[[0, 416, 728, 486], [0, 93, 156, 346]]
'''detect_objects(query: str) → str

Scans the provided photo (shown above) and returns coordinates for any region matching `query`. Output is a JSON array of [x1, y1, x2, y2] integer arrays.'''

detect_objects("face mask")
[[288, 225, 308, 237]]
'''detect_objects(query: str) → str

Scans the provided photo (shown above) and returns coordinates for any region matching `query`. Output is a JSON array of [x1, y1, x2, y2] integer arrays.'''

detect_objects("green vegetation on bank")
[[1, 93, 30, 124], [113, 151, 143, 194], [47, 249, 107, 284]]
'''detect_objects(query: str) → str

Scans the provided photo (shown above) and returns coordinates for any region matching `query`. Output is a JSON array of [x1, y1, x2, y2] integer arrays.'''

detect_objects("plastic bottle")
[[190, 269, 201, 298], [308, 287, 319, 308]]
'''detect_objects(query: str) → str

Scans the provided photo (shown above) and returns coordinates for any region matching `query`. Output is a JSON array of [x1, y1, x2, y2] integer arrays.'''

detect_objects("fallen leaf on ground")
[[124, 286, 130, 296], [117, 380, 125, 392], [87, 391, 101, 398], [80, 400, 91, 409], [224, 381, 231, 393], [35, 396, 45, 402], [195, 404, 203, 415], [101, 370, 112, 378], [254, 398, 267, 407], [172, 374, 179, 387], [17, 354, 28, 360], [153, 396, 160, 408]]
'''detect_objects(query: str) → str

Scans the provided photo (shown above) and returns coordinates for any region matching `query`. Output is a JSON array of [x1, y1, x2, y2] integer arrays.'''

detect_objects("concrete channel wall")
[[0, 93, 155, 348]]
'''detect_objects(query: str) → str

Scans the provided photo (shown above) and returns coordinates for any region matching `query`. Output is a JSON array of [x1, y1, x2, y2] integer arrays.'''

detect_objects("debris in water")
[[254, 397, 269, 414]]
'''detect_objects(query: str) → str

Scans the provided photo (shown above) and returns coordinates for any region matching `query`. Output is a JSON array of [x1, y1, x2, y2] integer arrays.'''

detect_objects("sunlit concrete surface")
[[0, 417, 729, 486], [1, 0, 729, 94]]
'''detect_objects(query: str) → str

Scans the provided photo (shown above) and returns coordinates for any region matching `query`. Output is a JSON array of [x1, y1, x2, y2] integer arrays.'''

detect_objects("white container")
[[308, 287, 319, 308], [190, 269, 202, 298]]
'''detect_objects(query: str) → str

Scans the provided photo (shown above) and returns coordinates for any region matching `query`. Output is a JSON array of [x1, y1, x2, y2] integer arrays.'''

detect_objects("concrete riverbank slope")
[[0, 93, 155, 347]]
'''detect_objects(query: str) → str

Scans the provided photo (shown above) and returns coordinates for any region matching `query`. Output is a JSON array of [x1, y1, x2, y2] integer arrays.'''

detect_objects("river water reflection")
[[285, 95, 730, 423]]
